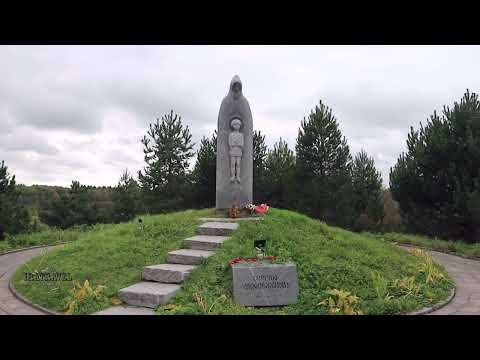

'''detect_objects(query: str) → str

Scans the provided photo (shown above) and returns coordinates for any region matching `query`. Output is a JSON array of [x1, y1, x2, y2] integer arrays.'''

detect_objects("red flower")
[[255, 203, 269, 215], [229, 256, 277, 265], [230, 255, 278, 265]]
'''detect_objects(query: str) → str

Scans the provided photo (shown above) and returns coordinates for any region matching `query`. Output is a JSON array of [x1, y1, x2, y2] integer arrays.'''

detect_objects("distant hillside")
[[16, 184, 115, 227]]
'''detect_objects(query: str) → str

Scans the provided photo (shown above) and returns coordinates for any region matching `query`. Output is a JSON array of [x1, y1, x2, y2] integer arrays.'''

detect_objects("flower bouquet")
[[255, 203, 269, 215], [229, 255, 277, 266], [245, 203, 256, 215], [244, 203, 269, 216], [229, 205, 241, 219]]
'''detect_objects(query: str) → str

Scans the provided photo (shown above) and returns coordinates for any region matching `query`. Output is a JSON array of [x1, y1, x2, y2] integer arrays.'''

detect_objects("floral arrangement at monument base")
[[244, 203, 269, 216], [229, 205, 241, 219], [245, 203, 256, 215], [255, 204, 269, 215], [229, 255, 277, 266]]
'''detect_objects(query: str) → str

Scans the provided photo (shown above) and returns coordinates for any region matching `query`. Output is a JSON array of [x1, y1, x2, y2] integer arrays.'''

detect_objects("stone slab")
[[197, 222, 239, 236], [184, 235, 228, 251], [232, 262, 299, 307], [143, 263, 197, 283], [118, 282, 180, 308], [94, 305, 156, 315], [198, 217, 262, 222], [167, 249, 215, 265]]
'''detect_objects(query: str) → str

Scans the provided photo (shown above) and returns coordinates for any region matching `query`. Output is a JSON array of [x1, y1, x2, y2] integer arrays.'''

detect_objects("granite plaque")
[[232, 262, 299, 306]]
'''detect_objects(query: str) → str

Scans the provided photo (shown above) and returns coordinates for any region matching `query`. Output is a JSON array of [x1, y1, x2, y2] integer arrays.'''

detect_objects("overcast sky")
[[1, 45, 479, 188]]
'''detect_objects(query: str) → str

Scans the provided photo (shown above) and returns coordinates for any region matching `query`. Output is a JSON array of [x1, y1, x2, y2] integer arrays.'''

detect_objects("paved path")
[[0, 246, 56, 315], [400, 246, 480, 315]]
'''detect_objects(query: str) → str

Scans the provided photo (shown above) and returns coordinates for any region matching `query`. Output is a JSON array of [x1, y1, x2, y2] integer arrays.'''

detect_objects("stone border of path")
[[1, 244, 64, 315], [4, 243, 65, 315], [8, 281, 62, 315], [398, 244, 458, 315], [405, 287, 456, 315], [393, 242, 480, 261]]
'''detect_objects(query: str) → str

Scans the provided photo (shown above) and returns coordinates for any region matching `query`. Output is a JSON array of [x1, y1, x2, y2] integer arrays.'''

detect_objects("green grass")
[[11, 209, 212, 314], [12, 208, 453, 315], [0, 226, 85, 254], [372, 232, 480, 259]]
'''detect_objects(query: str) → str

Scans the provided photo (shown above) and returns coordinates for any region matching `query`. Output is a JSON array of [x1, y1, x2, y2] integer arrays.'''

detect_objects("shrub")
[[318, 289, 363, 315]]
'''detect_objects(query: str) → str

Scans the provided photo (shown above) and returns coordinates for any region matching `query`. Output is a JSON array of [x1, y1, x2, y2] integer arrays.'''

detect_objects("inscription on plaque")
[[232, 262, 299, 306]]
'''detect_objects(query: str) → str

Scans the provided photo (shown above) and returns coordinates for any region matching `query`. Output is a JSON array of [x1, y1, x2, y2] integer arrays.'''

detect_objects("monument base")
[[215, 208, 253, 218]]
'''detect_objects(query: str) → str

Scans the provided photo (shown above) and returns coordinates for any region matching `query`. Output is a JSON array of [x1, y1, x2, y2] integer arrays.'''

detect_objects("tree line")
[[125, 106, 386, 233], [2, 90, 479, 243], [390, 90, 480, 243]]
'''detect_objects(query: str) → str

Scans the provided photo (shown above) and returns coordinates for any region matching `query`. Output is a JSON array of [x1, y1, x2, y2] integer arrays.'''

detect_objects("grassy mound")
[[11, 209, 211, 314], [12, 208, 453, 315]]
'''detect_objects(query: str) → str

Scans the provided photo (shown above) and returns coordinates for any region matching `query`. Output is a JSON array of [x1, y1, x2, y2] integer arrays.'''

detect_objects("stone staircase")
[[94, 221, 239, 315]]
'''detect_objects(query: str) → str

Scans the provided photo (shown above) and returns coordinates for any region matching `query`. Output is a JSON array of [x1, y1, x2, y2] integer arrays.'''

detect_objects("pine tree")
[[263, 138, 295, 209], [69, 180, 96, 225], [191, 132, 216, 208], [46, 181, 87, 228], [113, 169, 140, 223], [0, 161, 30, 238], [381, 189, 403, 233], [295, 101, 354, 227], [138, 110, 194, 213], [390, 89, 480, 242], [351, 150, 384, 231], [44, 192, 72, 229], [253, 130, 268, 203]]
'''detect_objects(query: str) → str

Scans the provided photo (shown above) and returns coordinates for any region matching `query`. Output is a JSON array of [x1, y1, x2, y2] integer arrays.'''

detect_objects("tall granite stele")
[[216, 75, 253, 211]]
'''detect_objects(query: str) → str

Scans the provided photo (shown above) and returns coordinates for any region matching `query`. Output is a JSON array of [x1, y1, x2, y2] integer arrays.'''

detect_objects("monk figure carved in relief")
[[216, 74, 253, 209], [229, 118, 244, 183]]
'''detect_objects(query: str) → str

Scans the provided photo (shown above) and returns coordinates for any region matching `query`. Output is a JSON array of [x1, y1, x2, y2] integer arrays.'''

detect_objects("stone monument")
[[216, 75, 253, 211]]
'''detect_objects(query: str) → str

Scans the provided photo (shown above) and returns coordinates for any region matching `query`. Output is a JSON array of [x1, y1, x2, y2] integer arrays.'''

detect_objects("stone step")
[[167, 249, 215, 265], [196, 222, 239, 236], [118, 282, 180, 309], [94, 305, 156, 315], [184, 235, 228, 251], [143, 263, 197, 284]]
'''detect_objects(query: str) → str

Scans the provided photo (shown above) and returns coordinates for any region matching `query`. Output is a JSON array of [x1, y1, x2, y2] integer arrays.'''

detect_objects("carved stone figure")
[[216, 75, 253, 210], [229, 118, 244, 183]]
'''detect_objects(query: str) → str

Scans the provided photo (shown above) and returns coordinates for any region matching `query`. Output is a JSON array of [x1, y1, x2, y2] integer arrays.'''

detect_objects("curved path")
[[0, 246, 56, 315], [400, 246, 480, 315]]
